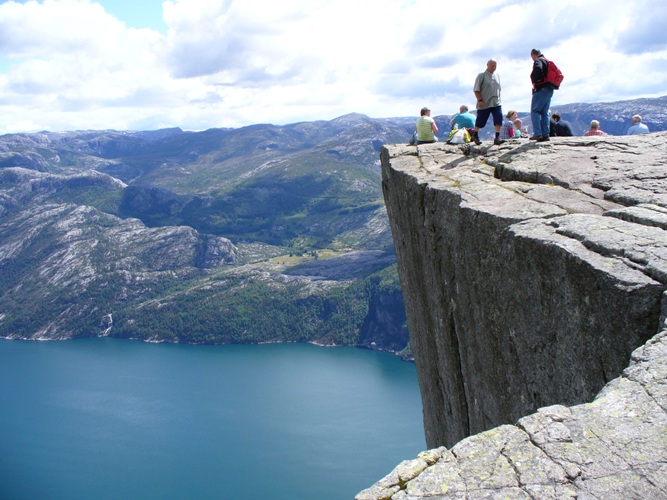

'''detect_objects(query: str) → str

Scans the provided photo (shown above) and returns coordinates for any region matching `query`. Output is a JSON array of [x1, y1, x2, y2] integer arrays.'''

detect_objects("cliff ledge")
[[358, 133, 667, 498]]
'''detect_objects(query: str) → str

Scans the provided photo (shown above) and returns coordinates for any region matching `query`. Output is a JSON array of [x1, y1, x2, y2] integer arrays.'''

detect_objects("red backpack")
[[538, 57, 564, 89]]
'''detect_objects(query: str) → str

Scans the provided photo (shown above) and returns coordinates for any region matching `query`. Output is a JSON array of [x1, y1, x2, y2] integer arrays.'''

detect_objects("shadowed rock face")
[[357, 133, 667, 498]]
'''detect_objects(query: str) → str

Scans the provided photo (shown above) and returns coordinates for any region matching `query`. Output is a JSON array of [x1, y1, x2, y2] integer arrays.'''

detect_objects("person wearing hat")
[[529, 48, 556, 142]]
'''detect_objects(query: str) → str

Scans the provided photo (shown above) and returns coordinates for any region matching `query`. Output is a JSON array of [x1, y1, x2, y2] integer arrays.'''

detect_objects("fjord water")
[[0, 338, 424, 500]]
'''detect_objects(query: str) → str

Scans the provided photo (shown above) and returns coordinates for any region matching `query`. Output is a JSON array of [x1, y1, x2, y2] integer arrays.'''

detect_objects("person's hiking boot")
[[493, 137, 505, 145], [529, 135, 541, 140], [472, 131, 481, 145], [536, 136, 550, 142]]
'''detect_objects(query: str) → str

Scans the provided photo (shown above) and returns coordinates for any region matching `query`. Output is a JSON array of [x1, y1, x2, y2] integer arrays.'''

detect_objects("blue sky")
[[0, 0, 666, 133], [8, 0, 167, 31], [95, 0, 167, 32]]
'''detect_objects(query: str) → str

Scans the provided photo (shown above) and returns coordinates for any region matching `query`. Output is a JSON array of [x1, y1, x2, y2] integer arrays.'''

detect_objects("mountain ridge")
[[1, 96, 665, 352]]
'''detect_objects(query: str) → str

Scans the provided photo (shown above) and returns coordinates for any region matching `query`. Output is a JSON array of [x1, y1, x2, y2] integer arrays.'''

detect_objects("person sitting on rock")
[[500, 110, 517, 139], [450, 105, 476, 130], [550, 112, 573, 136], [414, 107, 439, 144], [513, 118, 528, 138], [584, 120, 607, 137], [626, 114, 650, 135]]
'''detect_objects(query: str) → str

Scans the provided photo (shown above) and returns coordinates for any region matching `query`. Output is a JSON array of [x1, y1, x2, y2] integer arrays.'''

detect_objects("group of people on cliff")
[[411, 49, 651, 145]]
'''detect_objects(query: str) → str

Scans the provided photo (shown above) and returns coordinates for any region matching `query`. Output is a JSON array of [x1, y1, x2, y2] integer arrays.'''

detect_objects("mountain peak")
[[330, 112, 372, 125]]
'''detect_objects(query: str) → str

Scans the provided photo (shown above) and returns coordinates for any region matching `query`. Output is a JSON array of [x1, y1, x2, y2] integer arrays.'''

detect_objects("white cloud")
[[0, 0, 665, 133]]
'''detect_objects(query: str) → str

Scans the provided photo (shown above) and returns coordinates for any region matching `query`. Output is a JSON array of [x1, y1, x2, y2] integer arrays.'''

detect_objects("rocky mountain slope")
[[1, 97, 665, 351], [358, 331, 667, 499], [0, 115, 412, 351], [0, 164, 407, 348]]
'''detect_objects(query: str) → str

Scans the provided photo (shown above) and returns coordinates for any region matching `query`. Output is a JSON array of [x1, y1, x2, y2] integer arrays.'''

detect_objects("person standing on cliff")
[[473, 59, 504, 146], [529, 48, 556, 142]]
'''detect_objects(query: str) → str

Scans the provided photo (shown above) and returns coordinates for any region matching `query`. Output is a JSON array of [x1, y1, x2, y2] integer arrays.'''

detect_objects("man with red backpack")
[[530, 48, 559, 142]]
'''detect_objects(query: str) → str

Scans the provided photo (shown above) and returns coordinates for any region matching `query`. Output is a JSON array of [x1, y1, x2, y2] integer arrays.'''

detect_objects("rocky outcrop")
[[0, 167, 127, 218], [358, 133, 667, 497], [284, 250, 395, 280], [357, 330, 667, 499]]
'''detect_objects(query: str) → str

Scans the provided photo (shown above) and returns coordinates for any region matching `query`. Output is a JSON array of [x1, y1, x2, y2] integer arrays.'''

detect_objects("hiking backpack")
[[540, 57, 564, 89]]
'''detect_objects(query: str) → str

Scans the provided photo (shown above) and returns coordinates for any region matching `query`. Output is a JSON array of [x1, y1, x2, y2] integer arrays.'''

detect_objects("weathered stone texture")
[[357, 331, 667, 499], [358, 133, 667, 498]]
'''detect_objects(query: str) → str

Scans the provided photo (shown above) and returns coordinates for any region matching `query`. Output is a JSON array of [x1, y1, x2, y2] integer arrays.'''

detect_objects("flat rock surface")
[[283, 250, 395, 280]]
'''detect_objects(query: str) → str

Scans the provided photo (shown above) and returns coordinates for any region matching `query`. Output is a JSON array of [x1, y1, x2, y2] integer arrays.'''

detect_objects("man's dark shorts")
[[475, 106, 503, 129]]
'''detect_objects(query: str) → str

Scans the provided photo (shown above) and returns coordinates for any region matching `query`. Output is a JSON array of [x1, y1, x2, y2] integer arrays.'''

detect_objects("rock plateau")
[[358, 132, 667, 498]]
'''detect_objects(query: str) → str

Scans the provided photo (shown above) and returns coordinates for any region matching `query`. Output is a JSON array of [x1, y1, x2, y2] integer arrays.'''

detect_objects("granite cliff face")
[[358, 133, 667, 498]]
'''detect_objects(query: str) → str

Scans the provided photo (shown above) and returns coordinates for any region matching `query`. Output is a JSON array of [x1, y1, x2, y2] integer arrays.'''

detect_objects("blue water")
[[0, 339, 424, 499]]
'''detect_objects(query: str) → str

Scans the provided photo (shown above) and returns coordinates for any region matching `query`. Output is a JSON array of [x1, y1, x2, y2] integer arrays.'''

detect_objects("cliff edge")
[[358, 133, 667, 498]]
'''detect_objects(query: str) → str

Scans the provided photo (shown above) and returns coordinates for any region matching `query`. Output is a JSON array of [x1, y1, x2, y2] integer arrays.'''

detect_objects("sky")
[[0, 0, 666, 134]]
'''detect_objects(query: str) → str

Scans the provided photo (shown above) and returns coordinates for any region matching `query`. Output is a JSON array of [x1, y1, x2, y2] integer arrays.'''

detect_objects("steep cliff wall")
[[357, 330, 667, 499], [357, 133, 667, 498]]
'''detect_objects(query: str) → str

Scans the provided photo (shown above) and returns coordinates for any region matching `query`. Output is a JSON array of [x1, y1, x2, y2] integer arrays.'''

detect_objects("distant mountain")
[[0, 114, 411, 354], [0, 113, 413, 248], [0, 96, 664, 351]]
